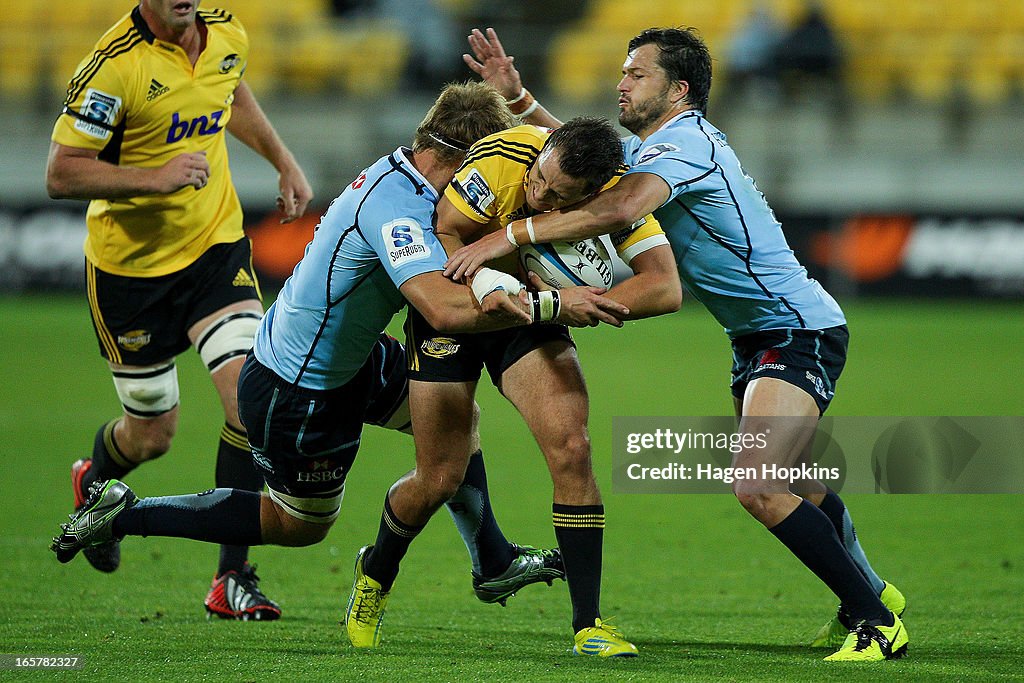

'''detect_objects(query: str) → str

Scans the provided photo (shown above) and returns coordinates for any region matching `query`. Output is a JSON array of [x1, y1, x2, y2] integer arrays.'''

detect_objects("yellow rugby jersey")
[[51, 7, 248, 277], [445, 125, 668, 265]]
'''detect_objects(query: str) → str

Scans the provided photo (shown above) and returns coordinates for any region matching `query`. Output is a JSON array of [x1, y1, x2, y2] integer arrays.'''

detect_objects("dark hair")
[[543, 116, 623, 193], [628, 27, 712, 113]]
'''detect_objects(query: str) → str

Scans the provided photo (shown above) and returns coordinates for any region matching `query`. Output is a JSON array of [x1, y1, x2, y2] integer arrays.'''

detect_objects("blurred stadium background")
[[2, 0, 1023, 297], [1, 2, 1022, 679]]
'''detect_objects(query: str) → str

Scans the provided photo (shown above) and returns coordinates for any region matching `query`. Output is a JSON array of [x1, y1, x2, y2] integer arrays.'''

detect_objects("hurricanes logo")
[[421, 337, 460, 358], [219, 53, 241, 74], [117, 329, 152, 351]]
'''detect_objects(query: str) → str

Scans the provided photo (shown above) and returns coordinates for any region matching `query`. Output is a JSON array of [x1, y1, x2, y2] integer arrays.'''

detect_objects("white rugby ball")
[[519, 238, 614, 289]]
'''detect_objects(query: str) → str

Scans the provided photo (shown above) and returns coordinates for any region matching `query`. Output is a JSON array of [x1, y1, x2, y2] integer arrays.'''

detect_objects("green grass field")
[[1, 295, 1022, 681]]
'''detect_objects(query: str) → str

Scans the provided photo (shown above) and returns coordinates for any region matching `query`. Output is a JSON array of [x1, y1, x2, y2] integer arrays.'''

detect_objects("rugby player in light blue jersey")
[[52, 82, 629, 626], [447, 28, 908, 663]]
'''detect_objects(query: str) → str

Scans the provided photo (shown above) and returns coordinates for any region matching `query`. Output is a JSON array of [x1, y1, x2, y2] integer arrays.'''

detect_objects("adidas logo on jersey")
[[232, 268, 256, 287], [147, 79, 169, 101]]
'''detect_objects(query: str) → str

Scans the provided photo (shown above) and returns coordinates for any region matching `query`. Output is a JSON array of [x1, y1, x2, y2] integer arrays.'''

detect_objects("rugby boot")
[[71, 459, 122, 572], [572, 618, 639, 658], [204, 564, 281, 621], [473, 544, 565, 606], [345, 546, 389, 647], [52, 479, 136, 564], [824, 613, 909, 662], [811, 581, 907, 648]]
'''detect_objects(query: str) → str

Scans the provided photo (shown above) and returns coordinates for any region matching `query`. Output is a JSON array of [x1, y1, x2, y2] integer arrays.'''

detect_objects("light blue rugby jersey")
[[623, 111, 845, 338], [254, 147, 445, 389]]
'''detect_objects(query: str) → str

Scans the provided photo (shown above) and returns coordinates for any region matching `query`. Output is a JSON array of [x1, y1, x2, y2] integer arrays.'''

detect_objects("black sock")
[[215, 424, 263, 575], [113, 488, 263, 546], [83, 419, 137, 489], [553, 503, 604, 633], [817, 490, 886, 596], [769, 500, 891, 625], [363, 494, 424, 592], [445, 450, 515, 577]]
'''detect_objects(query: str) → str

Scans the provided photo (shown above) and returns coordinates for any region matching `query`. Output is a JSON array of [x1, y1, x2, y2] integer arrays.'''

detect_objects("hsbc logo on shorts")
[[297, 460, 346, 483]]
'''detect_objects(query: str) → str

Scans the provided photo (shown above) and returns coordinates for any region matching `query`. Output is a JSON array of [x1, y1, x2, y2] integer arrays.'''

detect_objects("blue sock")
[[445, 450, 515, 577], [769, 500, 891, 625], [819, 490, 887, 595], [113, 489, 262, 546]]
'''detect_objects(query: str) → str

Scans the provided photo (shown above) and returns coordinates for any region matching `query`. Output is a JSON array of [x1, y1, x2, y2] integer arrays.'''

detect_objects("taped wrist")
[[530, 290, 561, 323], [471, 267, 524, 304]]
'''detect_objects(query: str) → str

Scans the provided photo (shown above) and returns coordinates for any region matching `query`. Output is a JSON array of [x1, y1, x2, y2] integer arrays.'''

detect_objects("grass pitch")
[[0, 295, 1022, 681]]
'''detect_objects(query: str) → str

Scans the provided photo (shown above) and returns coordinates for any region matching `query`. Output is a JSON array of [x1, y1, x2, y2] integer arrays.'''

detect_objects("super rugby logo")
[[421, 337, 460, 358], [382, 219, 430, 267], [453, 169, 495, 214], [75, 88, 122, 139], [166, 110, 224, 143], [636, 143, 679, 166]]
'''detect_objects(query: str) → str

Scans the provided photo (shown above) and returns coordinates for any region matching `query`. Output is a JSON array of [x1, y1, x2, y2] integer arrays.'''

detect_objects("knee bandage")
[[111, 361, 179, 417], [268, 484, 345, 524], [195, 311, 262, 373]]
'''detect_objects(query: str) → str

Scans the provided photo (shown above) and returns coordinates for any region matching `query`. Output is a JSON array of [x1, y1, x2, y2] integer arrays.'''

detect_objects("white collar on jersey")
[[392, 146, 439, 201]]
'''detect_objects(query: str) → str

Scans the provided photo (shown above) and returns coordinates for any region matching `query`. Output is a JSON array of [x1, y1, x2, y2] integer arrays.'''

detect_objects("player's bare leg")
[[732, 378, 900, 657], [363, 380, 479, 591], [733, 385, 902, 646], [501, 341, 636, 656]]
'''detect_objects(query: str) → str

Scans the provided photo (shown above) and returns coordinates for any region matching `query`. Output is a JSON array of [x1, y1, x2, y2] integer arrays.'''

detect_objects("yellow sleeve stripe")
[[198, 8, 234, 24], [64, 28, 142, 107], [463, 139, 540, 167]]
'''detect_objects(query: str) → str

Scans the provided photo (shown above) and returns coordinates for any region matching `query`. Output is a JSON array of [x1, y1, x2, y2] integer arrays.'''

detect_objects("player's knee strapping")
[[267, 484, 346, 525], [111, 361, 179, 417], [195, 311, 261, 373]]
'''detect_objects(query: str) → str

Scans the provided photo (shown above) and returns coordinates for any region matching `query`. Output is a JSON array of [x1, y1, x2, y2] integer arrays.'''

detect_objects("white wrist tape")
[[506, 87, 527, 105], [505, 222, 519, 247], [471, 267, 524, 304], [519, 99, 540, 118], [525, 216, 537, 244]]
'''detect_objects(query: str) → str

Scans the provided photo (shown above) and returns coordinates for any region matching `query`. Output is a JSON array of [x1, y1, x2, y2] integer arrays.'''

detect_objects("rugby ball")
[[519, 238, 614, 290]]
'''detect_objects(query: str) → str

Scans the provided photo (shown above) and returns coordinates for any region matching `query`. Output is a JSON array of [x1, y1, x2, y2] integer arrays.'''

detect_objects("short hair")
[[543, 116, 623, 193], [628, 27, 712, 113], [413, 81, 517, 165]]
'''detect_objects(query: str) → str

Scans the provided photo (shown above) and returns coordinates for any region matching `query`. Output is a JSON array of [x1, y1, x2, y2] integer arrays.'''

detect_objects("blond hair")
[[413, 81, 517, 165]]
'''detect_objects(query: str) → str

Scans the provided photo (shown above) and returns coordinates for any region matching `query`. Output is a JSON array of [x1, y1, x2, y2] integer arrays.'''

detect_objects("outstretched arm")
[[464, 28, 563, 129], [445, 172, 671, 279], [227, 81, 313, 223]]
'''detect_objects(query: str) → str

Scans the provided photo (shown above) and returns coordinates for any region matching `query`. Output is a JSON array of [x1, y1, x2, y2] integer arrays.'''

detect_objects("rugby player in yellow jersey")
[[347, 117, 681, 656], [46, 0, 312, 620]]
